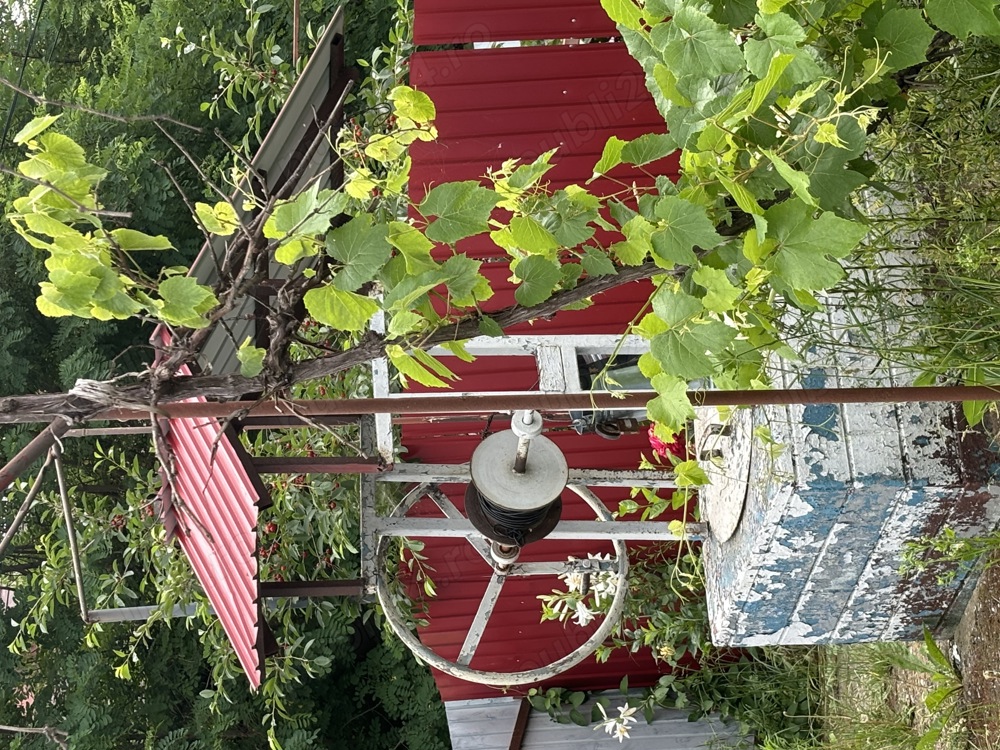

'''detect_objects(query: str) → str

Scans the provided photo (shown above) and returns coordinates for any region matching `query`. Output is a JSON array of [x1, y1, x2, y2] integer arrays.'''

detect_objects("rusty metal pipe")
[[0, 419, 69, 495], [90, 384, 1000, 422]]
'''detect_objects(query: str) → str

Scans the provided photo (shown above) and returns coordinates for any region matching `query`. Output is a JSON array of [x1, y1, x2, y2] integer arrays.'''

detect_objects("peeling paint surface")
[[701, 291, 1000, 646], [704, 397, 1000, 646]]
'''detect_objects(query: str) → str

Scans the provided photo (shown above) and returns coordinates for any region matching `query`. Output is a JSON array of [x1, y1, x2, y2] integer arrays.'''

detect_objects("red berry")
[[328, 501, 337, 510], [265, 522, 278, 534]]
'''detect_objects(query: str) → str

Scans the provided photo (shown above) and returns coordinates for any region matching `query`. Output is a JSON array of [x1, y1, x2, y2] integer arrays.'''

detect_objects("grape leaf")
[[601, 0, 644, 30], [513, 256, 562, 306], [651, 317, 737, 379], [388, 221, 438, 275], [13, 114, 61, 145], [509, 215, 559, 254], [264, 183, 346, 239], [109, 228, 174, 251], [581, 247, 618, 277], [195, 201, 240, 237], [692, 266, 741, 312], [388, 85, 436, 124], [326, 215, 391, 292], [873, 8, 935, 72], [304, 286, 379, 332], [647, 374, 696, 432], [657, 6, 746, 80], [652, 287, 702, 326], [621, 133, 676, 167], [237, 338, 266, 377], [420, 181, 499, 244], [925, 0, 1000, 39], [651, 196, 721, 266], [763, 199, 869, 290], [157, 276, 218, 329], [592, 136, 627, 180]]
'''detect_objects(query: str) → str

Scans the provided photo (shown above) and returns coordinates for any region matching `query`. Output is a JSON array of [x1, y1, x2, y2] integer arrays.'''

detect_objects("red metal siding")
[[405, 43, 682, 702], [156, 339, 266, 688], [414, 0, 616, 44]]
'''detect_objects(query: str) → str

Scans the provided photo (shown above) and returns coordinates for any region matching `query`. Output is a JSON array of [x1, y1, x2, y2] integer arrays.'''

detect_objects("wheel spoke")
[[426, 486, 491, 562], [456, 572, 506, 665], [507, 558, 619, 577]]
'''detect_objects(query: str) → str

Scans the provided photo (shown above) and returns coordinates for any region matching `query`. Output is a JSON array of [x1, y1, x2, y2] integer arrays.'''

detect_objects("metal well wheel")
[[373, 482, 629, 687]]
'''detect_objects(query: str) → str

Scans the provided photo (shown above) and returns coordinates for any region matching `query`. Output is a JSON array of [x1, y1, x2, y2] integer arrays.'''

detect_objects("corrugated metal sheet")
[[446, 697, 749, 749], [404, 42, 682, 702], [409, 44, 677, 203], [148, 16, 355, 688], [414, 0, 617, 44], [192, 8, 349, 377], [157, 335, 270, 688]]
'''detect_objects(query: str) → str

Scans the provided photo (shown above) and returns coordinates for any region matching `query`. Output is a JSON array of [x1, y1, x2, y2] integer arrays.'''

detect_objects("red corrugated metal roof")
[[156, 334, 270, 688], [414, 0, 617, 44], [405, 43, 682, 701]]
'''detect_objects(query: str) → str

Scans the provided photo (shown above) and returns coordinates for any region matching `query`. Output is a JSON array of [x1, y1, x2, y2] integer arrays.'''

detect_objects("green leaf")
[[601, 0, 644, 30], [747, 53, 794, 116], [658, 6, 746, 80], [581, 247, 618, 277], [326, 215, 391, 292], [620, 133, 676, 167], [652, 287, 702, 326], [651, 317, 737, 379], [303, 286, 378, 332], [157, 277, 218, 329], [14, 114, 61, 145], [509, 216, 559, 255], [388, 85, 436, 123], [387, 310, 425, 336], [237, 338, 266, 377], [592, 136, 626, 179], [478, 315, 504, 337], [652, 196, 721, 266], [647, 374, 695, 432], [386, 344, 449, 387], [924, 0, 1000, 39], [513, 256, 562, 306], [420, 181, 499, 244], [364, 133, 407, 163], [109, 228, 174, 251], [652, 64, 692, 107], [692, 266, 741, 312], [764, 200, 868, 290], [388, 221, 438, 275], [743, 12, 823, 85], [274, 238, 319, 265], [441, 340, 476, 362], [872, 8, 935, 72], [922, 628, 954, 674], [717, 174, 765, 224], [963, 398, 989, 427], [195, 201, 240, 237], [441, 254, 492, 307], [762, 149, 817, 207], [264, 183, 346, 240], [674, 459, 710, 487]]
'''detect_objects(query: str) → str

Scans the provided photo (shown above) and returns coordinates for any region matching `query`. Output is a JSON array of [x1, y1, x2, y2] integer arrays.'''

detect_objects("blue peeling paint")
[[801, 370, 840, 441]]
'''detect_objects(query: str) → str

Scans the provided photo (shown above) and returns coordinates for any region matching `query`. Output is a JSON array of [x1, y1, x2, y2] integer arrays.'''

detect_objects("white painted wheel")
[[374, 483, 629, 687]]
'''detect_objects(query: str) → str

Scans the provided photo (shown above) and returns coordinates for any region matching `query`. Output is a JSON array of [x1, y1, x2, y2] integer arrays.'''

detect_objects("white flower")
[[183, 42, 196, 54], [562, 569, 585, 593], [572, 600, 595, 627], [175, 24, 183, 35], [594, 703, 638, 743]]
